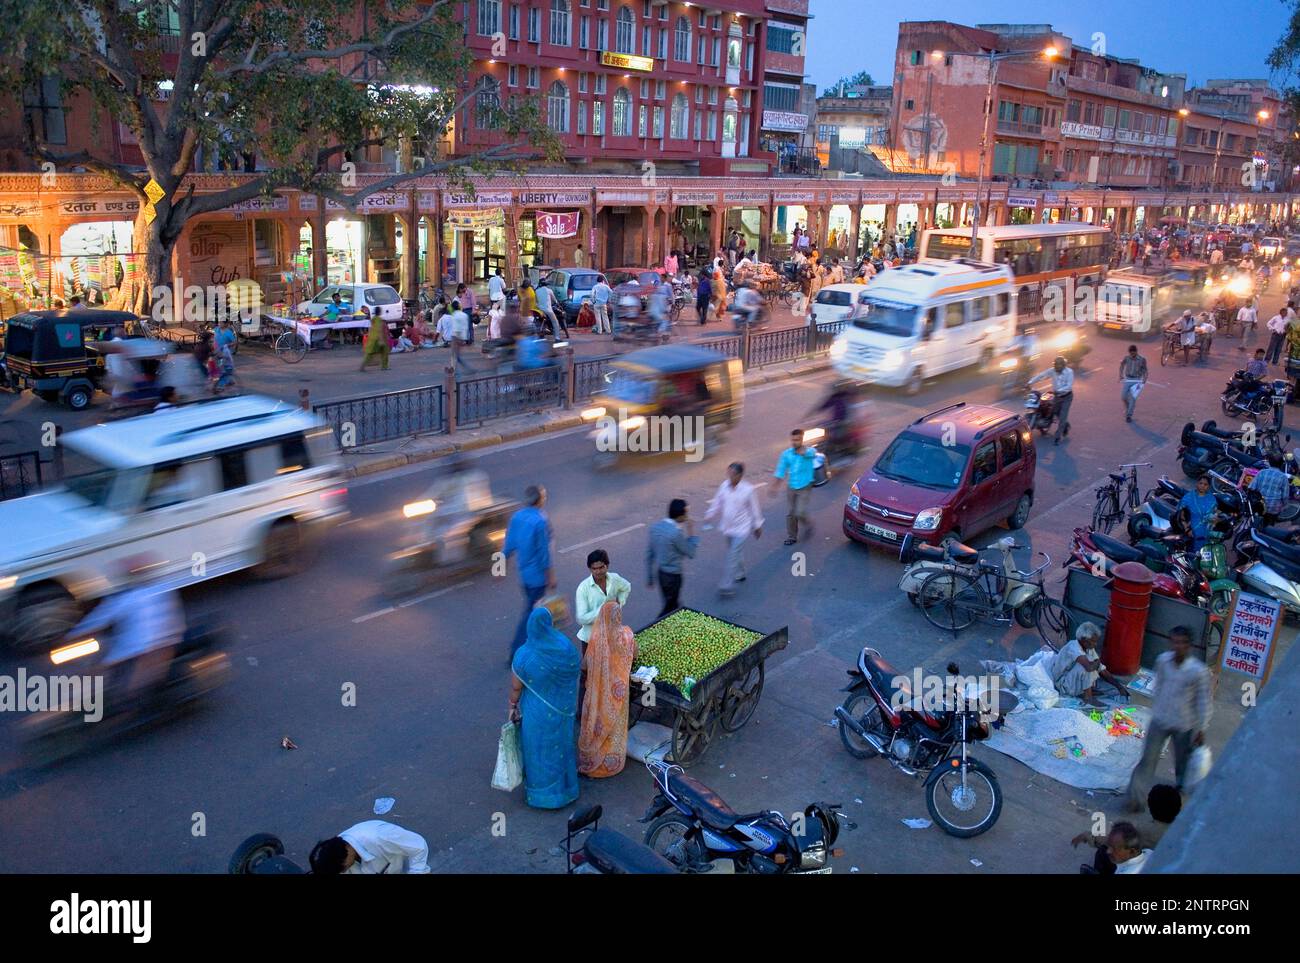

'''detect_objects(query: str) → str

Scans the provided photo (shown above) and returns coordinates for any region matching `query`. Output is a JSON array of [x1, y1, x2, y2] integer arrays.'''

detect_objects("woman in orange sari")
[[578, 600, 637, 777]]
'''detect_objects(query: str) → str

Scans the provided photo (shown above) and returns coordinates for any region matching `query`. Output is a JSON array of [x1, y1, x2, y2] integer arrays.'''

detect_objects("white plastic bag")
[[491, 721, 524, 791], [1185, 745, 1213, 791]]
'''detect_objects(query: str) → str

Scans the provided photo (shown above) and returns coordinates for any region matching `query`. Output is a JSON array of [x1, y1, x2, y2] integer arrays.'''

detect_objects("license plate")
[[864, 522, 898, 540], [795, 867, 834, 875], [1103, 322, 1125, 330]]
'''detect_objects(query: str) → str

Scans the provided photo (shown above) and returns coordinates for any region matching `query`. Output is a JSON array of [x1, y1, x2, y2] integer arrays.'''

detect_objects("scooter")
[[384, 497, 519, 598], [1233, 528, 1300, 614], [898, 534, 1050, 628], [640, 758, 844, 873], [1024, 388, 1058, 435], [22, 621, 232, 768]]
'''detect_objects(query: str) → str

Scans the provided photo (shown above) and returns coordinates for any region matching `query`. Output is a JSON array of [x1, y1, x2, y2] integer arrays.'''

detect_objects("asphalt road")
[[0, 288, 1291, 874]]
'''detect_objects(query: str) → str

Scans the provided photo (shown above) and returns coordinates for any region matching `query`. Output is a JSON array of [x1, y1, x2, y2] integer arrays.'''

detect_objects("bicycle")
[[914, 540, 1074, 647], [1091, 462, 1151, 534]]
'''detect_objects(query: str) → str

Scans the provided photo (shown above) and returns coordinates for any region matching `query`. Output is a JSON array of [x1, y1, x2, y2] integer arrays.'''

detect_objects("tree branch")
[[28, 145, 147, 198]]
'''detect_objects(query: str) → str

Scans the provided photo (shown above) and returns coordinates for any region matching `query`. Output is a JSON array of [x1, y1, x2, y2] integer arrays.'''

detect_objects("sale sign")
[[535, 211, 579, 239]]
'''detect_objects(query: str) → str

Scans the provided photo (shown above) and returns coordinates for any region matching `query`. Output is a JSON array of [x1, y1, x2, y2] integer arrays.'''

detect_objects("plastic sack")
[[1185, 745, 1213, 791], [1016, 660, 1055, 691], [491, 721, 524, 791]]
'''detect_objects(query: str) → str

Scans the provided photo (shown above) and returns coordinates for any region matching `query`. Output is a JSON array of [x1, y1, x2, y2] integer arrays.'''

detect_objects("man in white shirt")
[[1028, 356, 1075, 445], [447, 299, 471, 371], [421, 454, 494, 564], [1109, 822, 1152, 874], [574, 549, 632, 645], [1237, 297, 1258, 351], [1126, 626, 1212, 811], [310, 820, 431, 874], [1265, 308, 1288, 364], [487, 269, 506, 312], [702, 462, 764, 596]]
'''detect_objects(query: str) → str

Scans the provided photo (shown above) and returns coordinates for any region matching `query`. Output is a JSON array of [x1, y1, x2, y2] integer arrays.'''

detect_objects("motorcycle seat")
[[911, 542, 948, 563], [583, 829, 678, 875], [1200, 422, 1240, 440], [1092, 532, 1145, 564], [1157, 478, 1188, 500], [1131, 520, 1164, 542], [1254, 531, 1300, 562], [666, 771, 740, 831], [1188, 432, 1228, 451], [1259, 525, 1300, 543], [1226, 448, 1263, 468], [1258, 549, 1300, 583], [945, 541, 980, 564], [1147, 498, 1178, 521]]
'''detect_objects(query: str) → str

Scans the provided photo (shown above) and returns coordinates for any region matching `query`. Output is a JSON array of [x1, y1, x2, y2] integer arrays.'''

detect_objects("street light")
[[968, 45, 1058, 258]]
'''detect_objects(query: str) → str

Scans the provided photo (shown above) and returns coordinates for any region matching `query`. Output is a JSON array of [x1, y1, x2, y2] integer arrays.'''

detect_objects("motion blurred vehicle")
[[544, 268, 606, 327], [829, 260, 1016, 395], [1259, 237, 1283, 260], [0, 395, 348, 652], [295, 282, 403, 327], [1094, 270, 1209, 338], [606, 267, 667, 313], [581, 344, 744, 469], [385, 493, 519, 597], [1, 309, 146, 410], [843, 402, 1036, 550], [807, 283, 870, 327]]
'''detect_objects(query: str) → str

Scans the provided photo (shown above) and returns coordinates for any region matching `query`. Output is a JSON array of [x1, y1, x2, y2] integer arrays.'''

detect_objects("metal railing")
[[747, 325, 810, 367], [314, 383, 446, 448], [0, 449, 42, 501], [574, 355, 617, 400], [456, 366, 566, 427]]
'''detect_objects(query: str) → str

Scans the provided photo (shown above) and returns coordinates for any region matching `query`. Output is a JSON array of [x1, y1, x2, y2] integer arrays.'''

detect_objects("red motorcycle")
[[1063, 527, 1210, 605], [834, 647, 1012, 838]]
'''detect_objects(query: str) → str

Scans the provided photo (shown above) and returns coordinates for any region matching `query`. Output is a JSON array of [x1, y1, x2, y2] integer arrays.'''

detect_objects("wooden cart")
[[630, 608, 788, 766]]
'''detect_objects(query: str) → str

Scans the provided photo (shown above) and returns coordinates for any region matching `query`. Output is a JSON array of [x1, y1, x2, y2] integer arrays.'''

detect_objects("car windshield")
[[872, 431, 970, 490], [853, 298, 918, 336], [61, 450, 119, 507], [365, 287, 399, 305], [603, 369, 657, 405], [1100, 284, 1147, 306], [815, 289, 852, 306], [606, 271, 641, 287]]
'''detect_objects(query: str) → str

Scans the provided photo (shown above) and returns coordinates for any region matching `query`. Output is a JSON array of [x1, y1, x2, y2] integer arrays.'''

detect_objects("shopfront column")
[[848, 206, 862, 263], [398, 211, 418, 299], [311, 203, 328, 288], [709, 205, 726, 258], [884, 204, 898, 234], [643, 205, 658, 267], [758, 206, 773, 262], [505, 209, 523, 283]]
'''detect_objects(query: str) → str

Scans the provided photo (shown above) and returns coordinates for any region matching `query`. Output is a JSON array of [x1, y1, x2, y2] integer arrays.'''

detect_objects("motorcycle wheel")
[[1210, 589, 1234, 618], [838, 692, 883, 759], [643, 814, 701, 872], [1013, 600, 1038, 628], [926, 759, 1003, 838], [228, 833, 286, 874]]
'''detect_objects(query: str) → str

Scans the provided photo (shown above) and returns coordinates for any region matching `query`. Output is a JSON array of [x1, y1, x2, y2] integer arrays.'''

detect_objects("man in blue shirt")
[[1176, 475, 1218, 548], [533, 281, 568, 338], [503, 485, 555, 656], [1250, 453, 1290, 519], [591, 278, 613, 335], [773, 428, 820, 545], [645, 498, 699, 616]]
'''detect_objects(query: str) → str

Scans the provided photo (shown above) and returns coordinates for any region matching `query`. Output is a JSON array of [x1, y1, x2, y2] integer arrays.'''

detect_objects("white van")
[[829, 260, 1016, 394], [0, 395, 348, 650]]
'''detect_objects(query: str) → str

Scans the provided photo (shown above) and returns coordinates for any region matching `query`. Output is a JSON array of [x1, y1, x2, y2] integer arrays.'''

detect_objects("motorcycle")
[[1024, 388, 1059, 435], [1221, 371, 1273, 420], [384, 496, 519, 598], [564, 804, 678, 874], [1129, 516, 1239, 617], [835, 648, 1010, 837], [641, 759, 844, 873], [1233, 527, 1300, 614], [22, 621, 232, 767]]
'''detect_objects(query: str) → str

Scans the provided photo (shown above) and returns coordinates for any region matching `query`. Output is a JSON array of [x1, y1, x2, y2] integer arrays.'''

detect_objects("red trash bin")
[[1103, 561, 1154, 676]]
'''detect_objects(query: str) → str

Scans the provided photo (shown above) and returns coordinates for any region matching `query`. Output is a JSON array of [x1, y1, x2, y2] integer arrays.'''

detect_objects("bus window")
[[994, 292, 1010, 316], [943, 301, 965, 328], [970, 296, 990, 322]]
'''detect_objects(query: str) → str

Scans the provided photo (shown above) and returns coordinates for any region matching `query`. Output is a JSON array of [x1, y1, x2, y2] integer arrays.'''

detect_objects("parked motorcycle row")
[[1062, 415, 1300, 652]]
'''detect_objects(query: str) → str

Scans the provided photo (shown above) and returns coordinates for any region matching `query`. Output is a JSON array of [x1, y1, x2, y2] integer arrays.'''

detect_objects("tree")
[[828, 70, 874, 93], [0, 0, 561, 311], [1268, 2, 1300, 190]]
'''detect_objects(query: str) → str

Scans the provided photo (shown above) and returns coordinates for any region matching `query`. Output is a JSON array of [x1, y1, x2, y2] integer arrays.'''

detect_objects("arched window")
[[475, 75, 501, 129], [549, 0, 570, 46], [670, 92, 689, 139], [615, 6, 635, 54], [673, 16, 691, 62], [547, 80, 570, 133], [612, 87, 631, 136]]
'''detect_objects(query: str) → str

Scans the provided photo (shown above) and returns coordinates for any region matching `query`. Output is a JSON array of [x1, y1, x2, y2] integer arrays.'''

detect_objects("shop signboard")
[[1220, 590, 1281, 686], [417, 192, 438, 212], [58, 197, 142, 217], [446, 208, 506, 230], [1007, 194, 1039, 208], [224, 195, 291, 213], [672, 190, 719, 205], [0, 249, 23, 292], [761, 110, 808, 133], [519, 190, 591, 207], [535, 211, 580, 239], [325, 192, 410, 212], [189, 222, 252, 287], [597, 190, 651, 204], [722, 190, 771, 204], [443, 190, 514, 208], [829, 190, 861, 204], [860, 190, 898, 203], [896, 190, 930, 203], [773, 190, 817, 204], [600, 52, 654, 72]]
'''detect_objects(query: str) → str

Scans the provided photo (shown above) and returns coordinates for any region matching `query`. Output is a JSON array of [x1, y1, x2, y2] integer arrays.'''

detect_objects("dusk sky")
[[805, 0, 1294, 94]]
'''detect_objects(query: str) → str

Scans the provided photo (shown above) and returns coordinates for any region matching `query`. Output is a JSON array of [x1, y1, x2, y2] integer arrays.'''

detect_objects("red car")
[[843, 402, 1036, 550]]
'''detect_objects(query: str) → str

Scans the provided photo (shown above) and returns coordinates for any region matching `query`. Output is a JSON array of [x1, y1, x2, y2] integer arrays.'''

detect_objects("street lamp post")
[[968, 45, 1057, 259]]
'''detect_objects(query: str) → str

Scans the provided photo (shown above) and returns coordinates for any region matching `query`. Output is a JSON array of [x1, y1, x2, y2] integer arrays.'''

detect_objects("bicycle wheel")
[[1034, 596, 1075, 649], [275, 331, 308, 363], [1091, 489, 1121, 534], [917, 570, 984, 633], [1160, 338, 1172, 366]]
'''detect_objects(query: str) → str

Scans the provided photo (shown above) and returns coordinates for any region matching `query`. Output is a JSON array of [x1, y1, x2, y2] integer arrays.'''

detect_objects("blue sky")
[[805, 0, 1293, 93]]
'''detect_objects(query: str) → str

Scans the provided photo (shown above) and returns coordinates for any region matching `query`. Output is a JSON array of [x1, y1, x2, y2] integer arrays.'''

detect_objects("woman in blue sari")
[[509, 606, 581, 809]]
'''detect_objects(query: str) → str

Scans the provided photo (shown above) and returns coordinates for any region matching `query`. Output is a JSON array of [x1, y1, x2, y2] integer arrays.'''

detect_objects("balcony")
[[1064, 74, 1171, 110], [996, 118, 1043, 137]]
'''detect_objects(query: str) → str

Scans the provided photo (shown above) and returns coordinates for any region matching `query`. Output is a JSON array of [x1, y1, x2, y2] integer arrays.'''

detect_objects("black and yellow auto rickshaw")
[[581, 344, 744, 469], [2, 309, 147, 410]]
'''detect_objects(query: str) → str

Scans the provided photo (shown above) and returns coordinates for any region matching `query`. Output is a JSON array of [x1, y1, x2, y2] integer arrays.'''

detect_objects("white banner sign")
[[762, 110, 809, 132], [443, 190, 514, 208], [1008, 194, 1039, 208], [518, 190, 592, 207]]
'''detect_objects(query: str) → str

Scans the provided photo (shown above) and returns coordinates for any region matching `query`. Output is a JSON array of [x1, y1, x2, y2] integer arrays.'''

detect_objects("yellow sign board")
[[142, 203, 157, 225], [143, 178, 165, 206], [600, 51, 654, 72]]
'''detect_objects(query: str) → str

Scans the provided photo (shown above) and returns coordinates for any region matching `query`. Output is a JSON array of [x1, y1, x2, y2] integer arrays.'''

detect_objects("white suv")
[[0, 395, 349, 651], [296, 283, 404, 325]]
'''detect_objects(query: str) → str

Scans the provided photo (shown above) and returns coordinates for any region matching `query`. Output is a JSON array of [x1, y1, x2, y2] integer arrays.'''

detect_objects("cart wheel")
[[719, 663, 764, 733], [275, 331, 308, 363], [670, 701, 718, 766]]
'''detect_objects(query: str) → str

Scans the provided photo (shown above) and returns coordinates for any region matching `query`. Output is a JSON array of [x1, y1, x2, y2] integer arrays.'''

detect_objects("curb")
[[343, 358, 832, 478]]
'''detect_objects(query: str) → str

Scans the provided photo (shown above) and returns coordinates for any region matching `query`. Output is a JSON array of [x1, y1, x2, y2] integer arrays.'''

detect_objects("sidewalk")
[[339, 355, 832, 477]]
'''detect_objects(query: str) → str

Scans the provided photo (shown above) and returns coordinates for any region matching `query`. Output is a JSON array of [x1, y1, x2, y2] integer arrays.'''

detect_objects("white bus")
[[919, 223, 1113, 317]]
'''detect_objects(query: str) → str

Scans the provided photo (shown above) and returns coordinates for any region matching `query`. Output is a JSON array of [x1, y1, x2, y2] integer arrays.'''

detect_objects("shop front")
[[895, 191, 930, 241], [595, 189, 663, 269], [1007, 193, 1039, 225], [670, 190, 720, 268], [516, 190, 593, 270], [442, 189, 513, 284], [858, 190, 896, 251], [722, 190, 772, 259]]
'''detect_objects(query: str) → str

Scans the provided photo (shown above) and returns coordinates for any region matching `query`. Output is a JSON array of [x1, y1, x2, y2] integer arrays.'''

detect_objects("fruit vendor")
[[575, 549, 632, 646]]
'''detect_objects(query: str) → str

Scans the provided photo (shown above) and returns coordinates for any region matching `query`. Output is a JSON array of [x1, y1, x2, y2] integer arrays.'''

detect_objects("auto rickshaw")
[[580, 344, 744, 470], [2, 308, 154, 410]]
